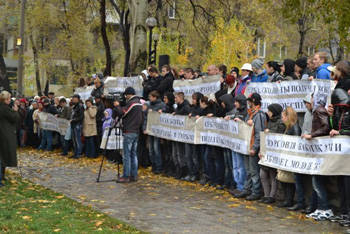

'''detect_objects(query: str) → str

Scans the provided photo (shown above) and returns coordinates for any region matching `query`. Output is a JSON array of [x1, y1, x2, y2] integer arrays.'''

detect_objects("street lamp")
[[150, 33, 159, 65], [146, 17, 157, 65]]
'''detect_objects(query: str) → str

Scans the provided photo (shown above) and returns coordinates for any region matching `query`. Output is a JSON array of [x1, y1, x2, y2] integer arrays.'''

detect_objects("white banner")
[[173, 75, 221, 100], [103, 76, 143, 96], [259, 132, 350, 175], [38, 112, 70, 135], [245, 79, 336, 112], [100, 127, 123, 150], [74, 86, 94, 101]]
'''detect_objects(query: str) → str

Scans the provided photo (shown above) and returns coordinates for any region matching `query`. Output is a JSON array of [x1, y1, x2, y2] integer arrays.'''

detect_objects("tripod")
[[96, 117, 123, 183]]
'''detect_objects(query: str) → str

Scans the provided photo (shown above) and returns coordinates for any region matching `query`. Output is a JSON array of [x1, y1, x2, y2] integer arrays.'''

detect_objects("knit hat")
[[247, 93, 262, 105], [124, 87, 136, 95], [295, 57, 307, 69], [267, 103, 283, 117], [251, 58, 264, 70]]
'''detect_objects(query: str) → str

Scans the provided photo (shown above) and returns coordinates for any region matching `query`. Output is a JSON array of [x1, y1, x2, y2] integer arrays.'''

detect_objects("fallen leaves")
[[95, 221, 104, 227], [22, 216, 31, 220], [245, 205, 257, 210], [53, 228, 61, 232], [228, 203, 240, 208]]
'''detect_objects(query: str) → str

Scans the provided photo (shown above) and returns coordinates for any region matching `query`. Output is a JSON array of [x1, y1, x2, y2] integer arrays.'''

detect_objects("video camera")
[[104, 91, 126, 106]]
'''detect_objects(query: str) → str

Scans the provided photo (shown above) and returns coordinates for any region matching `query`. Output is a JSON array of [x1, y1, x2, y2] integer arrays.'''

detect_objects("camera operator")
[[113, 87, 143, 183]]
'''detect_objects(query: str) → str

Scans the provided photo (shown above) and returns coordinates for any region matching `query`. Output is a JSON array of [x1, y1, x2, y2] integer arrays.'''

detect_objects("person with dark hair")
[[57, 98, 71, 156], [184, 68, 195, 80], [113, 87, 143, 183], [259, 103, 285, 204], [172, 92, 191, 179], [295, 57, 310, 80], [230, 67, 240, 77], [219, 64, 227, 78], [25, 101, 40, 148], [194, 69, 202, 79], [95, 95, 105, 151], [143, 66, 161, 100], [235, 93, 266, 201], [78, 78, 86, 88], [83, 98, 97, 158], [38, 98, 58, 151], [266, 61, 283, 82], [251, 58, 268, 82], [91, 78, 104, 98], [281, 59, 298, 80], [157, 65, 174, 98], [70, 94, 84, 159], [146, 91, 166, 174], [334, 61, 350, 90]]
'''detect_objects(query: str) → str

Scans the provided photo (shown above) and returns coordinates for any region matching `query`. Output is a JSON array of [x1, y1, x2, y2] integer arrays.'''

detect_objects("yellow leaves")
[[22, 216, 31, 220], [55, 195, 64, 199], [53, 228, 61, 232], [266, 205, 274, 211], [95, 221, 104, 227], [148, 213, 157, 216], [228, 203, 240, 208], [245, 205, 257, 211]]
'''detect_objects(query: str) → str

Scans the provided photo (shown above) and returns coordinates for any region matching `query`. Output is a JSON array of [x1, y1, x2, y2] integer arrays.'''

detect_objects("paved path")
[[13, 149, 346, 234]]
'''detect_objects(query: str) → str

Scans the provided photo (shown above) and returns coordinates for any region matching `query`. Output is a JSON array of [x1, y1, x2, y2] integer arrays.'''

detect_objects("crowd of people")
[[0, 51, 349, 230]]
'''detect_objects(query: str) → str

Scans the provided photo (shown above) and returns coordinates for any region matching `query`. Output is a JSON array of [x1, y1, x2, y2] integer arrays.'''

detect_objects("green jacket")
[[0, 103, 19, 167]]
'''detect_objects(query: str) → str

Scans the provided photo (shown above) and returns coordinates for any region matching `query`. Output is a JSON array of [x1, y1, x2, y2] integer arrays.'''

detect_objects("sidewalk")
[[13, 149, 345, 234]]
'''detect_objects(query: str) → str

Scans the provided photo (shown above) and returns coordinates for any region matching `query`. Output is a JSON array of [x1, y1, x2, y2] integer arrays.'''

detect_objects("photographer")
[[113, 87, 143, 183]]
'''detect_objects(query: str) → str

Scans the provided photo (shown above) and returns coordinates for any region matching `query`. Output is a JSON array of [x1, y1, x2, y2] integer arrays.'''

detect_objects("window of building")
[[168, 1, 176, 19], [257, 38, 266, 58]]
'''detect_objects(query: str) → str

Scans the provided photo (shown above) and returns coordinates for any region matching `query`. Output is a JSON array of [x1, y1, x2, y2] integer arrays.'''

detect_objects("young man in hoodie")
[[313, 52, 331, 80], [146, 91, 166, 174], [235, 93, 266, 201], [225, 94, 248, 195], [172, 92, 191, 179], [251, 58, 268, 83]]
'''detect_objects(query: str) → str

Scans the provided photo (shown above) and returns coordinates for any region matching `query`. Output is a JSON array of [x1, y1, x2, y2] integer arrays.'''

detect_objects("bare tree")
[[98, 0, 112, 76]]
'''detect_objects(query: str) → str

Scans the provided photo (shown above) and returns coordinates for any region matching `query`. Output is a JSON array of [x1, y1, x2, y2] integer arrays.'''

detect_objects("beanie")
[[267, 103, 283, 117], [124, 87, 136, 95], [295, 57, 308, 70], [251, 58, 264, 70]]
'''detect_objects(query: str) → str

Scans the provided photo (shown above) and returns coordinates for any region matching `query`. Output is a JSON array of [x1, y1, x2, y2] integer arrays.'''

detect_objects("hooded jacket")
[[71, 102, 84, 127], [163, 92, 175, 114], [157, 72, 174, 97], [311, 97, 330, 137], [251, 69, 268, 83], [102, 108, 114, 132], [316, 63, 331, 80], [226, 94, 248, 121], [302, 94, 313, 135], [331, 88, 350, 135], [268, 71, 284, 82], [91, 85, 104, 98], [217, 94, 235, 117], [246, 106, 267, 153]]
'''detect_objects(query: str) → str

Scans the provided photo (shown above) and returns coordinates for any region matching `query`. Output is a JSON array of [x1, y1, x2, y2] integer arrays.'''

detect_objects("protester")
[[313, 52, 331, 79], [91, 78, 104, 98], [235, 64, 253, 95], [83, 98, 97, 158], [251, 58, 268, 82], [158, 65, 174, 98], [0, 91, 19, 187], [207, 65, 219, 76], [57, 98, 71, 156], [259, 103, 285, 204], [281, 59, 298, 80], [143, 66, 161, 99], [70, 94, 84, 159], [38, 98, 58, 151], [113, 87, 143, 183], [266, 61, 283, 82], [295, 57, 309, 80]]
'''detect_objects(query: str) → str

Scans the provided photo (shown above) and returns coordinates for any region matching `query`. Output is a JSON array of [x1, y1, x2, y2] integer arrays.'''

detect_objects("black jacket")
[[91, 85, 104, 98], [285, 123, 301, 136], [143, 76, 161, 99], [267, 116, 286, 134], [71, 103, 84, 126], [44, 104, 58, 115], [226, 94, 247, 120], [175, 100, 191, 115], [157, 72, 174, 97], [199, 104, 216, 117], [113, 96, 143, 134], [96, 101, 105, 124]]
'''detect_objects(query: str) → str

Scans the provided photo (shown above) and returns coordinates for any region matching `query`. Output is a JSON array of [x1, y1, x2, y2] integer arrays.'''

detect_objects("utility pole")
[[17, 0, 26, 96]]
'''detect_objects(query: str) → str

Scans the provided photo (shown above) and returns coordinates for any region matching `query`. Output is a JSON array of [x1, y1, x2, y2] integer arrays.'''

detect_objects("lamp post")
[[145, 17, 157, 65], [17, 0, 26, 96], [150, 33, 159, 65]]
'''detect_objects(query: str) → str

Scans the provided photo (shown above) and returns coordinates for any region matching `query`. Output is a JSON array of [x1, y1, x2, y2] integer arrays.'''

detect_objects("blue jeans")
[[243, 154, 262, 195], [232, 151, 247, 191], [60, 135, 69, 155], [185, 144, 200, 177], [38, 130, 53, 151], [123, 133, 139, 178], [85, 136, 97, 158], [223, 149, 234, 187], [312, 175, 329, 210], [149, 136, 162, 172], [71, 124, 83, 157], [201, 145, 209, 179], [294, 173, 306, 207]]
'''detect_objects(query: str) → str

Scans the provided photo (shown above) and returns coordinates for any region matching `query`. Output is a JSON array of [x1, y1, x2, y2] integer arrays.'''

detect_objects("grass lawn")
[[0, 173, 143, 233]]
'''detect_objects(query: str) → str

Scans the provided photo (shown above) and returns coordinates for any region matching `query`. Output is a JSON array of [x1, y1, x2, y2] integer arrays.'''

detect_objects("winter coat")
[[199, 105, 216, 117], [32, 109, 41, 134], [316, 63, 331, 80], [43, 104, 58, 115], [175, 99, 191, 115], [226, 94, 248, 121], [143, 76, 161, 99], [57, 106, 71, 120], [157, 72, 174, 98], [219, 94, 235, 114], [302, 109, 313, 135], [0, 103, 19, 167], [91, 85, 104, 98], [113, 96, 143, 134], [311, 106, 330, 137], [163, 92, 175, 114], [251, 69, 268, 83], [190, 105, 202, 116], [24, 108, 35, 131], [143, 99, 167, 131], [71, 102, 85, 127], [102, 109, 114, 132], [246, 108, 267, 153], [235, 75, 251, 96], [83, 106, 97, 137], [267, 116, 285, 134], [268, 71, 284, 82]]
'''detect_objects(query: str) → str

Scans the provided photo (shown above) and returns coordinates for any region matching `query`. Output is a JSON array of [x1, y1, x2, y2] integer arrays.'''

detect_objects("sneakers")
[[116, 176, 130, 183], [306, 209, 334, 221], [329, 214, 349, 223]]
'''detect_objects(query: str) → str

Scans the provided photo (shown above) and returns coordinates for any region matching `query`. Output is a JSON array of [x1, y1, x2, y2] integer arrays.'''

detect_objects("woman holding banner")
[[0, 91, 19, 187]]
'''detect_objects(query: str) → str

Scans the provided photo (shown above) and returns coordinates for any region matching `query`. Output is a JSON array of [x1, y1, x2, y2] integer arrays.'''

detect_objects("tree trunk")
[[29, 34, 42, 96], [128, 0, 147, 75], [99, 0, 112, 77], [0, 53, 10, 92], [298, 30, 306, 58]]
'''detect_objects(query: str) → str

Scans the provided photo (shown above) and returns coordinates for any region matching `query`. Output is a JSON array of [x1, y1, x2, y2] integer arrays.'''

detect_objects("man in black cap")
[[235, 92, 266, 201], [295, 57, 310, 80], [70, 94, 84, 158], [113, 87, 143, 183]]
